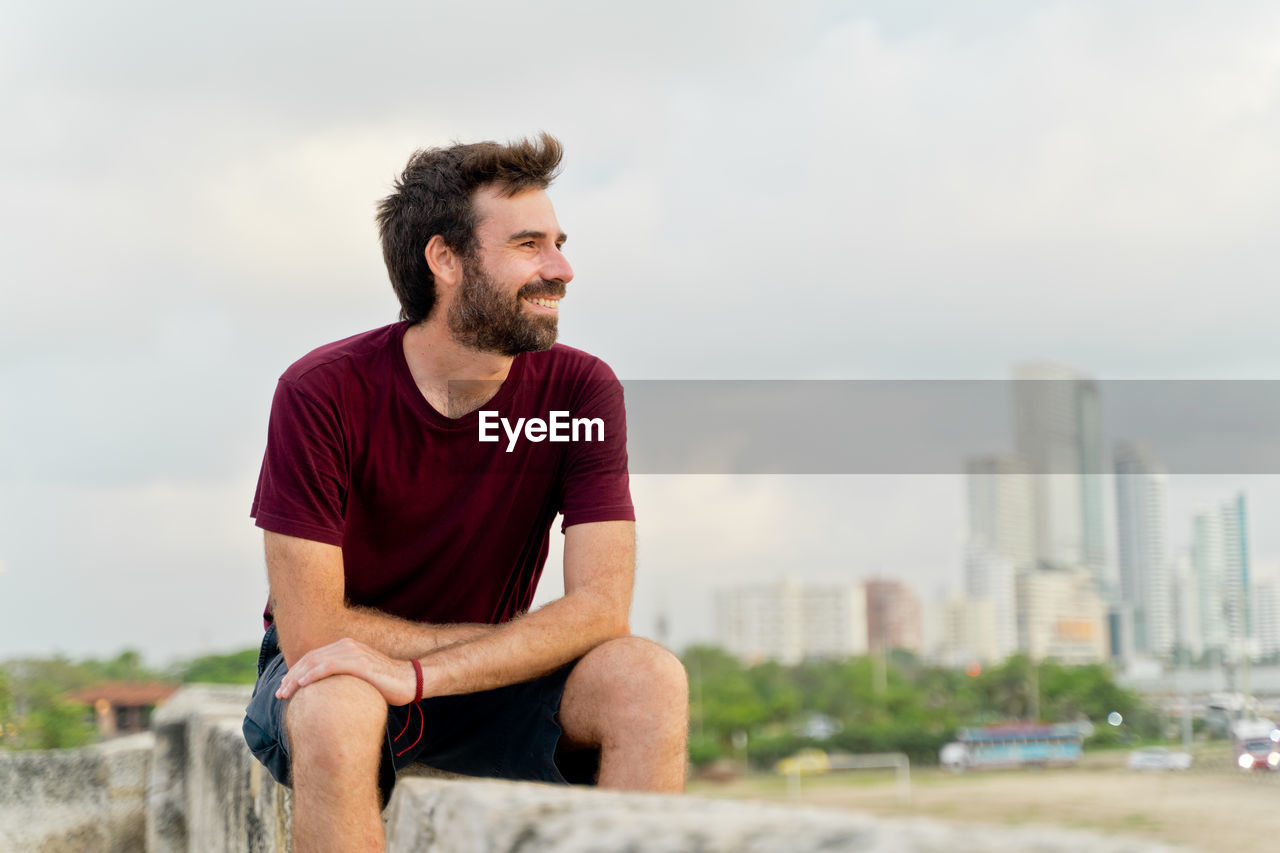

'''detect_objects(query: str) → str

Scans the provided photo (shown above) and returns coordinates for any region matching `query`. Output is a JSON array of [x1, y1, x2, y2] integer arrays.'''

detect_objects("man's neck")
[[403, 316, 514, 419]]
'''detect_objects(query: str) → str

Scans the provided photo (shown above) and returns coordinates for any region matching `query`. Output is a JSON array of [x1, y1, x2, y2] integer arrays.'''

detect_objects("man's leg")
[[286, 674, 389, 851], [556, 636, 689, 792]]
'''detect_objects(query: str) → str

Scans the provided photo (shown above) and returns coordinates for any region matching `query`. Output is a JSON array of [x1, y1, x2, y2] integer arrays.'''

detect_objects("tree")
[[978, 655, 1039, 719], [82, 649, 156, 682], [0, 667, 11, 721], [1, 651, 169, 751], [28, 698, 96, 750], [174, 648, 260, 684], [0, 667, 13, 749], [680, 645, 1160, 769]]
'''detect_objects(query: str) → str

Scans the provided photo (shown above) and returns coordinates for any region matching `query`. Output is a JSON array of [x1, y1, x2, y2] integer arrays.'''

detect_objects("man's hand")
[[275, 637, 417, 706]]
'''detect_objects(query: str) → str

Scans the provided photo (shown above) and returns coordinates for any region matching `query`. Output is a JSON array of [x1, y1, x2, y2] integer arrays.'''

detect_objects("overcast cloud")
[[3, 1, 1280, 660]]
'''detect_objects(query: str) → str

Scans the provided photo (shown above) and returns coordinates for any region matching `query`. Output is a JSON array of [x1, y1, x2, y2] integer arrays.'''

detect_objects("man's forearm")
[[276, 601, 496, 664], [415, 589, 628, 697], [342, 606, 497, 658], [274, 591, 628, 707]]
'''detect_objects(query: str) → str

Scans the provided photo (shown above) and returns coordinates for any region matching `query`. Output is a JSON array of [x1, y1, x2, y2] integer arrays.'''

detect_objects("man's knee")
[[285, 674, 387, 772], [568, 637, 689, 733]]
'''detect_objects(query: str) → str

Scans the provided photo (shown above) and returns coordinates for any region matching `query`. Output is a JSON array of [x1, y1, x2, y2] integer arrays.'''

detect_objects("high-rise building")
[[966, 454, 1035, 572], [715, 579, 868, 665], [1171, 551, 1203, 661], [1192, 510, 1227, 655], [1222, 493, 1251, 647], [865, 578, 923, 653], [963, 545, 1019, 660], [1254, 578, 1280, 661], [964, 453, 1032, 660], [1192, 493, 1252, 660], [1011, 362, 1106, 585], [1114, 441, 1172, 657]]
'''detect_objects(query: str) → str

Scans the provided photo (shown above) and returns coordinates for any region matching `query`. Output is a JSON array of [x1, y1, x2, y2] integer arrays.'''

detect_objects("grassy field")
[[687, 744, 1280, 852]]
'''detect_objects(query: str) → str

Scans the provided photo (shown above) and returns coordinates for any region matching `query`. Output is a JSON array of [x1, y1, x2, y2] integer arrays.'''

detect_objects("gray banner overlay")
[[619, 380, 1280, 474]]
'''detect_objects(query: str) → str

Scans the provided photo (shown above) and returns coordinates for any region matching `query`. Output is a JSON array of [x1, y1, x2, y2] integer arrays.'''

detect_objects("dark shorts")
[[241, 626, 599, 806]]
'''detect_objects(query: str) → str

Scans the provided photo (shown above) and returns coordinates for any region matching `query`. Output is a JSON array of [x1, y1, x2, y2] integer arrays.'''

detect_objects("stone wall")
[[0, 732, 151, 852], [383, 776, 1180, 853], [146, 683, 288, 853], [2, 685, 1180, 852]]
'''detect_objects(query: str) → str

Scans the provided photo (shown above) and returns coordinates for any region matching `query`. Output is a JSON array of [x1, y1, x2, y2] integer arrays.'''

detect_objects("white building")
[[1221, 494, 1251, 647], [966, 454, 1035, 572], [1016, 565, 1108, 663], [1011, 362, 1106, 585], [1192, 494, 1251, 660], [963, 545, 1019, 661], [1193, 509, 1227, 654], [965, 454, 1032, 661], [1114, 441, 1172, 657], [1171, 551, 1204, 660], [930, 594, 999, 667], [1254, 578, 1280, 660], [716, 579, 868, 665]]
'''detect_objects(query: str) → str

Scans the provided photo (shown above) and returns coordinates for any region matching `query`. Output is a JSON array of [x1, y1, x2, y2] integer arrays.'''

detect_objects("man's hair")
[[376, 133, 564, 323]]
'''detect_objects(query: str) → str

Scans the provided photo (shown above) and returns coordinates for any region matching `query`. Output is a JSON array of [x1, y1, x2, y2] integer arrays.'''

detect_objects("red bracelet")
[[411, 658, 423, 704]]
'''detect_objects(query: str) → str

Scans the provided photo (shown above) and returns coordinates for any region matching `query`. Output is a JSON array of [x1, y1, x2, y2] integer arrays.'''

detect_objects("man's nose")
[[542, 248, 574, 285]]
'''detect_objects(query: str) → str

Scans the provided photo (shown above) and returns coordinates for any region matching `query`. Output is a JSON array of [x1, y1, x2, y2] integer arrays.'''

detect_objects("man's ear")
[[425, 235, 462, 289]]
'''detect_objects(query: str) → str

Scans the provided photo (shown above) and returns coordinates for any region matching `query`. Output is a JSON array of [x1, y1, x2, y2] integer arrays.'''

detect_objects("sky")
[[3, 1, 1280, 662]]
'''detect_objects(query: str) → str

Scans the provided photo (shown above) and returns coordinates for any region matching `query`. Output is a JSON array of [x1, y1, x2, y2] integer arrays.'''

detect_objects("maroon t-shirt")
[[250, 321, 634, 627]]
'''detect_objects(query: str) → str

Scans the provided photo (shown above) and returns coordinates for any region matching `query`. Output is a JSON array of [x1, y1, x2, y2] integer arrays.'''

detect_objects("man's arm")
[[265, 531, 496, 666], [274, 520, 634, 704]]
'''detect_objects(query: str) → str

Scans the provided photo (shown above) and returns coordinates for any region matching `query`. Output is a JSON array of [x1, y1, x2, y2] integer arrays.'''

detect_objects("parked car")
[[1127, 747, 1193, 771]]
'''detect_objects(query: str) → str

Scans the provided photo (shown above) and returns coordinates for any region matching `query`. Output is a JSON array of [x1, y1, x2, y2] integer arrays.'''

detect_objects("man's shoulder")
[[522, 342, 620, 384], [278, 322, 406, 389]]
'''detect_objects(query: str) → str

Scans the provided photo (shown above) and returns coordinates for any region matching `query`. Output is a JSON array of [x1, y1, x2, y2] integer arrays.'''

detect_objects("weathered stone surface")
[[0, 732, 151, 853], [383, 776, 1179, 853], [2, 686, 1184, 853], [146, 683, 265, 853]]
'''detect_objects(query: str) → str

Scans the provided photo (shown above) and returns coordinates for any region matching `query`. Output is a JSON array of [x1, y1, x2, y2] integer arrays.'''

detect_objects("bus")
[[941, 723, 1085, 771]]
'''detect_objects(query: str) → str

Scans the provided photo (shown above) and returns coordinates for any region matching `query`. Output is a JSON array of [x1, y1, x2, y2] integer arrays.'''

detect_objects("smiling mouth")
[[524, 296, 560, 310]]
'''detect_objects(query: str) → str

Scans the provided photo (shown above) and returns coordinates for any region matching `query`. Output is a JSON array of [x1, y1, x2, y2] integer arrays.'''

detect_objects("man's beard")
[[447, 256, 563, 356]]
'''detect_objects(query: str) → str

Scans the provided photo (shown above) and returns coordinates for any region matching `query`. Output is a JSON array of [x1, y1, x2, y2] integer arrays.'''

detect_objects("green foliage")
[[1, 657, 101, 751], [687, 732, 724, 765], [81, 649, 160, 682], [0, 645, 264, 752], [682, 647, 1162, 769], [0, 667, 11, 722], [174, 648, 260, 685], [27, 698, 96, 750], [0, 650, 177, 752]]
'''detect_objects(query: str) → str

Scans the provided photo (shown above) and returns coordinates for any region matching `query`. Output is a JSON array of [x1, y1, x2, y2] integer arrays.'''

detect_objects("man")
[[242, 134, 688, 851]]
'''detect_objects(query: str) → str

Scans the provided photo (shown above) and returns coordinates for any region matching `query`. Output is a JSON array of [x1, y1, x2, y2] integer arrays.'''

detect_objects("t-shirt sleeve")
[[559, 364, 635, 531], [250, 377, 349, 546]]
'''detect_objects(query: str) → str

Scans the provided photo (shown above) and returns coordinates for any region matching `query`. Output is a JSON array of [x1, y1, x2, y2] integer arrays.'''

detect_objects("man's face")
[[446, 187, 573, 356]]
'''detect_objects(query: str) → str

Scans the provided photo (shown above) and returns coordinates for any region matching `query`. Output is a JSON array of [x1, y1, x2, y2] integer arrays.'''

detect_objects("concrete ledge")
[[146, 683, 288, 853], [3, 686, 1181, 852], [0, 732, 151, 853], [383, 776, 1177, 853]]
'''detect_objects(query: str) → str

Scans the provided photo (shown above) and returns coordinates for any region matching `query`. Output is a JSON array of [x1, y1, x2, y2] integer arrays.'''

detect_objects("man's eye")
[[522, 241, 536, 248]]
